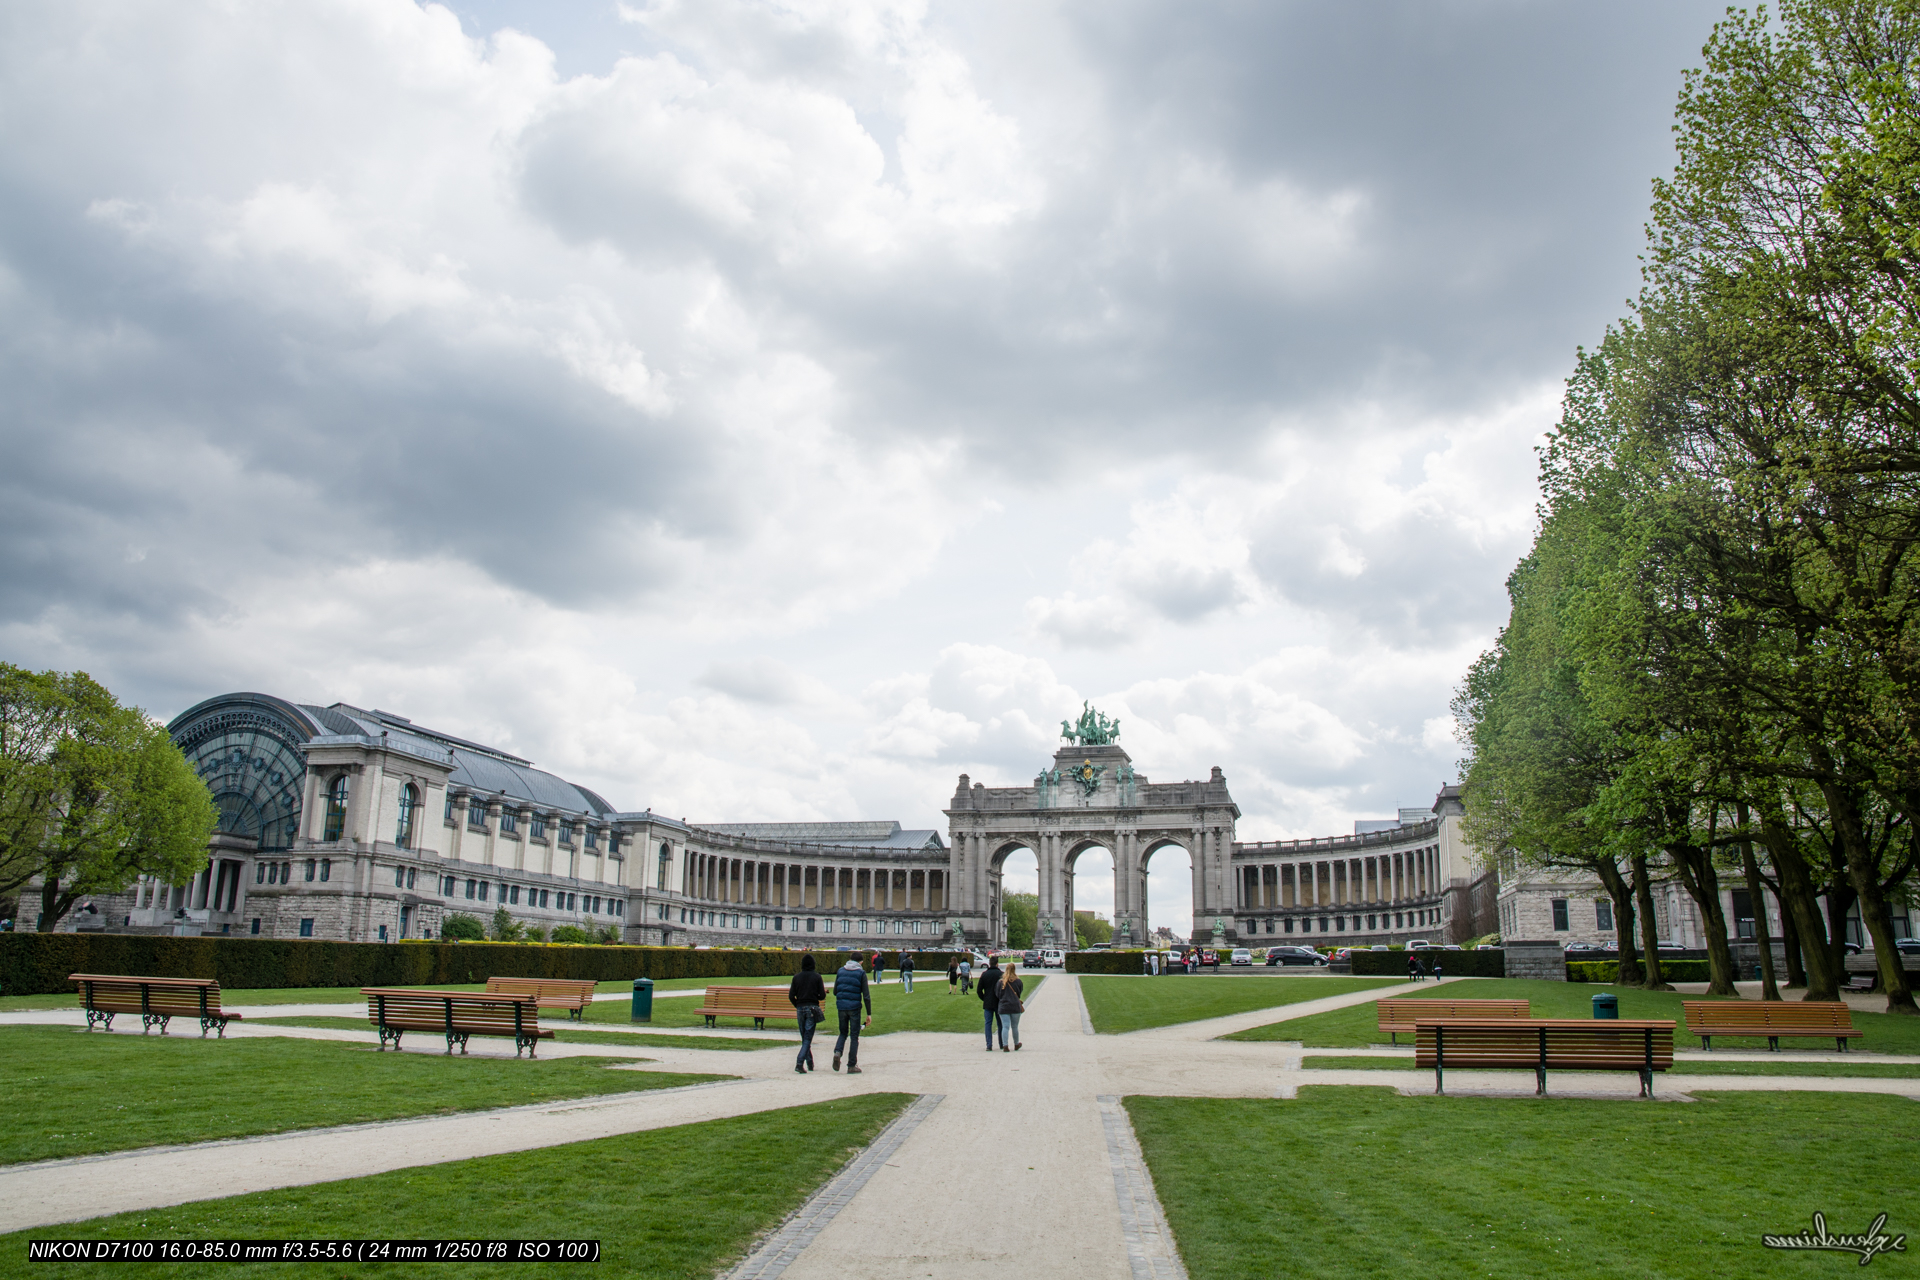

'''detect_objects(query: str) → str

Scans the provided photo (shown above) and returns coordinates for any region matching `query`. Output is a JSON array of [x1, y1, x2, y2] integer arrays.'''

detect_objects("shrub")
[[489, 906, 525, 942], [441, 913, 485, 941], [1567, 959, 1712, 983], [550, 925, 592, 945], [1066, 950, 1150, 974]]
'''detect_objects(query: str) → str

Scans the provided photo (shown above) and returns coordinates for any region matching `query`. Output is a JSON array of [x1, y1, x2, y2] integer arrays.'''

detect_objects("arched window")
[[396, 784, 418, 848], [323, 776, 349, 842]]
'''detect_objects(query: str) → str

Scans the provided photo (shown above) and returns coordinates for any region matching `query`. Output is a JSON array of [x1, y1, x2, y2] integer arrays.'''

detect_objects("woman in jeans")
[[787, 953, 826, 1074], [997, 961, 1026, 1051]]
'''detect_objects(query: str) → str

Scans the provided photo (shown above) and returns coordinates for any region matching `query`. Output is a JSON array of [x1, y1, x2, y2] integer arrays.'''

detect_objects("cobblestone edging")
[[1098, 1094, 1189, 1280], [723, 1093, 945, 1280]]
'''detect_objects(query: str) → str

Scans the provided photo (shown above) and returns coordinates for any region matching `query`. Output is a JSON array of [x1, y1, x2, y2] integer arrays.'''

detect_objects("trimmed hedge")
[[1351, 948, 1505, 978], [0, 933, 967, 997], [1567, 959, 1712, 984], [1066, 950, 1151, 974]]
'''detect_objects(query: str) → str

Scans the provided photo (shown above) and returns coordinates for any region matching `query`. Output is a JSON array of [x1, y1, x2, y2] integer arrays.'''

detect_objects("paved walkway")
[[7, 974, 1919, 1277]]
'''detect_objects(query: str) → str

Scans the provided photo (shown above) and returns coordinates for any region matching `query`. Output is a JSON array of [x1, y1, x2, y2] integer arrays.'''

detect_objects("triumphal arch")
[[943, 705, 1241, 948]]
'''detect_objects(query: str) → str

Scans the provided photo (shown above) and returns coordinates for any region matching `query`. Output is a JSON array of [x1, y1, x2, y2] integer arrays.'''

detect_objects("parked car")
[[1564, 941, 1609, 953], [1266, 946, 1328, 967], [1200, 949, 1219, 968], [1894, 939, 1920, 955], [1405, 939, 1436, 950], [1021, 950, 1040, 966], [1037, 948, 1066, 969], [1230, 948, 1253, 966]]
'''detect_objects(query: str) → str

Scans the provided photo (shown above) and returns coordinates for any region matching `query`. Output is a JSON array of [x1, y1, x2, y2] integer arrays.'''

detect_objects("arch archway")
[[987, 841, 1038, 948], [1139, 839, 1195, 947], [1063, 840, 1116, 948]]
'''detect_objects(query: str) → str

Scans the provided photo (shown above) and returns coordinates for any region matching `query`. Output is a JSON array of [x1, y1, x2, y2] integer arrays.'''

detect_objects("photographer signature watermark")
[[1763, 1213, 1906, 1264]]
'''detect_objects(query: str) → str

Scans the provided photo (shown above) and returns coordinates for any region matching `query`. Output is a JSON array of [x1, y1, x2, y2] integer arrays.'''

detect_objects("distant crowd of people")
[[783, 948, 1026, 1074]]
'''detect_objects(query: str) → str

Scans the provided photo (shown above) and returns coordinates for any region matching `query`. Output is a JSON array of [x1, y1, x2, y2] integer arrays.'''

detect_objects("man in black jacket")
[[831, 956, 872, 1073], [788, 954, 826, 1074], [977, 957, 1004, 1051]]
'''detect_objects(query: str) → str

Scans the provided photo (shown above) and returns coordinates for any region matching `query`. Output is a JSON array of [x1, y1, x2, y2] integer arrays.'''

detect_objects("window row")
[[257, 858, 331, 885], [1549, 899, 1613, 932], [677, 911, 929, 935], [444, 796, 614, 850], [318, 776, 425, 847], [437, 876, 623, 916], [1241, 908, 1443, 935]]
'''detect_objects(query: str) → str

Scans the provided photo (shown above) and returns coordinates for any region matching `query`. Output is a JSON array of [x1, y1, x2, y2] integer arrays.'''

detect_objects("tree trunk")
[[1669, 841, 1739, 996], [1632, 854, 1670, 990], [35, 874, 61, 932], [1819, 780, 1919, 1014], [1594, 858, 1642, 986], [1740, 833, 1781, 1001], [1776, 887, 1807, 987], [1756, 805, 1839, 1000]]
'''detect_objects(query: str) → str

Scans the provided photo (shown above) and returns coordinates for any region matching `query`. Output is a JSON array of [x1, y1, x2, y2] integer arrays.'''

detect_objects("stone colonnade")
[[680, 854, 946, 914], [1234, 844, 1441, 910]]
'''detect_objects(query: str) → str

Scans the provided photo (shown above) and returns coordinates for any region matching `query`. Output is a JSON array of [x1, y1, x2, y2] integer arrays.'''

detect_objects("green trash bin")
[[1591, 991, 1618, 1019], [631, 977, 653, 1023]]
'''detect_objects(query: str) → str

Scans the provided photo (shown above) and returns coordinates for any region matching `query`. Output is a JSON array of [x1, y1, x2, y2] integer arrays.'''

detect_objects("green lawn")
[[1296, 1053, 1920, 1078], [248, 1015, 793, 1051], [1129, 1088, 1918, 1279], [2, 1094, 912, 1279], [583, 974, 1044, 1036], [1224, 977, 1920, 1054], [0, 1026, 727, 1165], [0, 975, 787, 1013], [1079, 975, 1399, 1034]]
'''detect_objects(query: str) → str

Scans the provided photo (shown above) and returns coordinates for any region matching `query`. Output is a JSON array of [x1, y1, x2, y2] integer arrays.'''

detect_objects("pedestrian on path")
[[947, 956, 959, 994], [1407, 952, 1421, 982], [978, 956, 1004, 1051], [960, 956, 973, 995], [997, 961, 1025, 1051], [900, 950, 915, 994], [788, 953, 825, 1074], [832, 956, 872, 1074], [1434, 958, 1444, 981], [871, 949, 884, 984]]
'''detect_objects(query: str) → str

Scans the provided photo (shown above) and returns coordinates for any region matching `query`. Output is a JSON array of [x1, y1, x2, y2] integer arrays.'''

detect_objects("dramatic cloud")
[[0, 0, 1727, 930]]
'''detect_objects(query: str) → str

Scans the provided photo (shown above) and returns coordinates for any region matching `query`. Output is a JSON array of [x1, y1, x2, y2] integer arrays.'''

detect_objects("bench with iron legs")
[[1377, 997, 1529, 1046], [1682, 1000, 1861, 1052], [484, 976, 599, 1021], [1416, 1018, 1675, 1097], [362, 988, 550, 1057], [70, 973, 243, 1038], [696, 986, 800, 1030]]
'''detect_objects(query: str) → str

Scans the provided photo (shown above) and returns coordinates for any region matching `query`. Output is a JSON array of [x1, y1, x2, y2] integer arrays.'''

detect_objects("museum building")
[[56, 690, 1489, 950]]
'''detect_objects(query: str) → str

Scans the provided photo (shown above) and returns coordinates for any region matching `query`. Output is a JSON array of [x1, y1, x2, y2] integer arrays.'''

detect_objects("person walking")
[[977, 955, 1004, 1051], [899, 950, 915, 994], [831, 955, 872, 1074], [871, 949, 884, 984], [997, 961, 1025, 1051], [1434, 957, 1444, 982], [1407, 952, 1421, 982], [947, 955, 959, 994], [787, 954, 826, 1074], [960, 955, 974, 995]]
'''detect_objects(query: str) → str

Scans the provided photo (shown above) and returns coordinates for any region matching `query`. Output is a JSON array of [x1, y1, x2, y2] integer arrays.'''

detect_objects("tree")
[[550, 924, 591, 944], [1073, 910, 1113, 949], [490, 905, 524, 942], [441, 912, 484, 941], [1004, 892, 1038, 948], [0, 665, 216, 931]]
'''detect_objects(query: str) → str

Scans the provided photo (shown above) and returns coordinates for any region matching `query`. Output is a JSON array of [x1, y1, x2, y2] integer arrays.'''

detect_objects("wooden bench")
[[485, 977, 598, 1021], [696, 985, 800, 1030], [71, 974, 244, 1038], [1682, 1000, 1861, 1052], [362, 988, 551, 1057], [1377, 998, 1529, 1045], [1415, 1018, 1675, 1097]]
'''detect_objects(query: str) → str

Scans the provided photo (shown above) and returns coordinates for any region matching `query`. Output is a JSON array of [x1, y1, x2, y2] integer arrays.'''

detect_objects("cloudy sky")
[[0, 0, 1726, 931]]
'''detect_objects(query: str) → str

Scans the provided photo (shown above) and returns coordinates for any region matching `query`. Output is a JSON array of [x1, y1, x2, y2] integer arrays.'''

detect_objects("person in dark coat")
[[831, 956, 872, 1073], [788, 954, 826, 1074], [899, 950, 915, 994], [947, 956, 960, 994], [977, 957, 1004, 1051], [1408, 952, 1421, 982]]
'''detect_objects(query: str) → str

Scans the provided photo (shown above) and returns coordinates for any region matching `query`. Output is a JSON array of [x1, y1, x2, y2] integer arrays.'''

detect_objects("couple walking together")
[[977, 956, 1024, 1052], [786, 954, 871, 1074]]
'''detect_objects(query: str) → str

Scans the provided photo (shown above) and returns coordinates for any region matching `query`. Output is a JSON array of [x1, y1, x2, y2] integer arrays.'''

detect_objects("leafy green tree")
[[0, 665, 216, 931], [1004, 892, 1038, 948], [441, 912, 484, 941], [1073, 911, 1113, 948], [489, 905, 525, 942], [550, 924, 591, 944]]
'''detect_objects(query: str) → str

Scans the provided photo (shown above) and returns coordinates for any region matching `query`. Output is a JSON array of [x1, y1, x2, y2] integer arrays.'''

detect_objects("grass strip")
[[248, 1016, 793, 1051], [1224, 977, 1920, 1054], [0, 975, 789, 1014], [0, 1025, 728, 1165], [3, 1094, 912, 1279], [1078, 975, 1399, 1034], [1128, 1087, 1918, 1279], [583, 973, 1044, 1035], [1293, 1053, 1920, 1078]]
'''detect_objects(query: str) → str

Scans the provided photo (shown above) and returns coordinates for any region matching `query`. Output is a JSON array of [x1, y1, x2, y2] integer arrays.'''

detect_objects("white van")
[[1038, 948, 1067, 969]]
